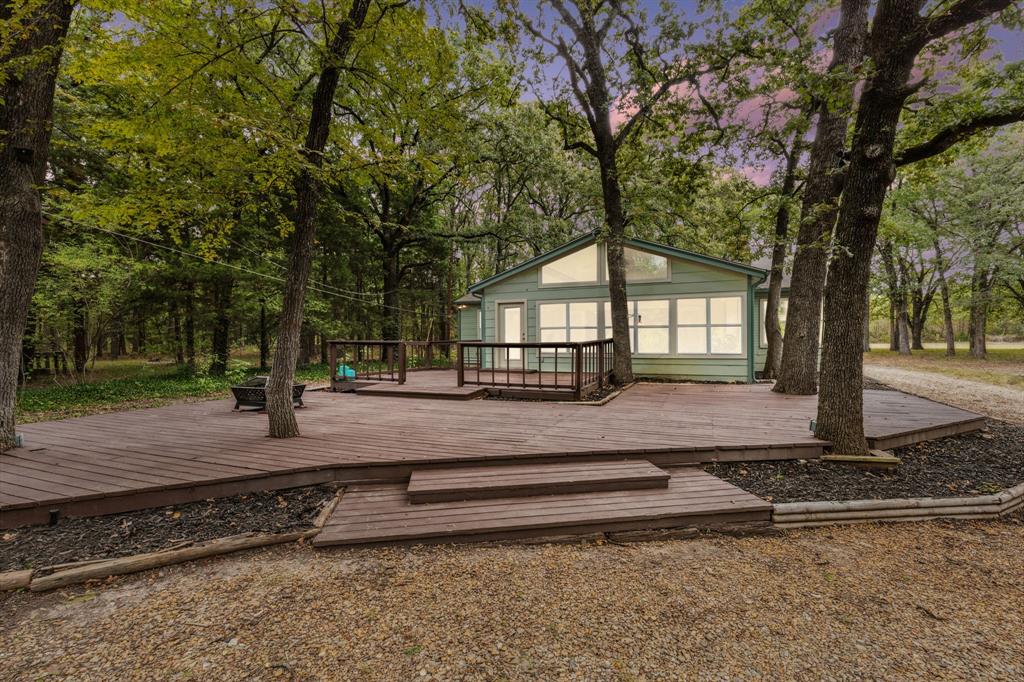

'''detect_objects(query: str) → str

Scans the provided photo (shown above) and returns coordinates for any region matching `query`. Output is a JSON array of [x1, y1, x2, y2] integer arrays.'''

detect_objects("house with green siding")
[[455, 232, 787, 383]]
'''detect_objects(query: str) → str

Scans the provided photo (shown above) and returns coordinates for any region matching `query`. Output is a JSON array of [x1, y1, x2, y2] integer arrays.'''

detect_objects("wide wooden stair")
[[314, 461, 770, 547]]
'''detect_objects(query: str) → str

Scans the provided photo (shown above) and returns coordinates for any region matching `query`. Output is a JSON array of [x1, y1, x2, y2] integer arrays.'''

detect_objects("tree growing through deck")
[[815, 0, 1022, 455]]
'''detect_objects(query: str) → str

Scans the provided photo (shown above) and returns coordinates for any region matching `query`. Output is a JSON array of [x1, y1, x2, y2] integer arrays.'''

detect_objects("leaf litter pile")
[[0, 485, 335, 571], [706, 420, 1024, 503]]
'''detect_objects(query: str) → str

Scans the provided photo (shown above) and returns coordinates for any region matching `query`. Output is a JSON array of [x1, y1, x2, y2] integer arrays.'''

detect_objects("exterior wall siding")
[[478, 254, 756, 382], [457, 305, 481, 341]]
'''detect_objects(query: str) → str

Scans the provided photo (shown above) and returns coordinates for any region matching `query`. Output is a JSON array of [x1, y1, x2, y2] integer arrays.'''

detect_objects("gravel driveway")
[[863, 364, 1024, 424], [3, 519, 1023, 680]]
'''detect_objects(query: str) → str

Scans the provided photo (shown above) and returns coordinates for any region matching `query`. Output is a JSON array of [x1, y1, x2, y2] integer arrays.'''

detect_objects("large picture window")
[[602, 300, 671, 354], [674, 296, 744, 356], [546, 294, 745, 357], [539, 302, 600, 343]]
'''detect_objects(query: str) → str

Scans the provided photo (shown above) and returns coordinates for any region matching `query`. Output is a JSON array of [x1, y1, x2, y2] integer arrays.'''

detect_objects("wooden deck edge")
[[865, 416, 987, 450], [0, 468, 343, 529], [772, 480, 1024, 528], [313, 508, 771, 548], [0, 444, 824, 529]]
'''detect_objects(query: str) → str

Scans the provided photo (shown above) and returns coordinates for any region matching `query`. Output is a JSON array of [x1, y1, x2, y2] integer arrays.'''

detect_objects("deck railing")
[[456, 339, 614, 400], [405, 340, 463, 370], [328, 340, 406, 388]]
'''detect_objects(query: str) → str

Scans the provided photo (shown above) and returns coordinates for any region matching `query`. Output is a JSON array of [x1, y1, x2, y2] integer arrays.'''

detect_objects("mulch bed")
[[706, 420, 1024, 504], [0, 485, 336, 572]]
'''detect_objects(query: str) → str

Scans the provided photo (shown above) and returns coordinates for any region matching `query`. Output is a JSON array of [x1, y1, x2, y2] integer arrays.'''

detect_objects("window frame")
[[536, 292, 747, 359], [539, 244, 601, 287], [670, 294, 747, 358], [539, 243, 672, 288], [538, 301, 601, 349]]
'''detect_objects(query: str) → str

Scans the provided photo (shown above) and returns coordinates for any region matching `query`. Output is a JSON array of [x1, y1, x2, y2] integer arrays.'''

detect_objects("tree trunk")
[[934, 239, 955, 356], [879, 240, 910, 354], [599, 151, 634, 384], [72, 307, 88, 374], [209, 275, 232, 376], [896, 306, 911, 355], [381, 239, 402, 341], [266, 1, 370, 438], [909, 298, 928, 351], [171, 301, 185, 365], [862, 287, 871, 352], [774, 0, 868, 396], [762, 144, 801, 380], [134, 313, 146, 355], [184, 282, 196, 372], [968, 268, 992, 359], [0, 0, 76, 450], [815, 0, 921, 455], [901, 258, 926, 352], [968, 300, 987, 359], [299, 322, 315, 366], [258, 298, 268, 370]]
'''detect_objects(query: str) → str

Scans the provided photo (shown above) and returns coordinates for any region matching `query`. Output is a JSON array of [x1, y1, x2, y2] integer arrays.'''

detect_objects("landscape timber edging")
[[772, 481, 1024, 529]]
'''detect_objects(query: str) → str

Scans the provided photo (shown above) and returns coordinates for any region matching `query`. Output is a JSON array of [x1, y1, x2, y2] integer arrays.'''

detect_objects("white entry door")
[[497, 302, 525, 369]]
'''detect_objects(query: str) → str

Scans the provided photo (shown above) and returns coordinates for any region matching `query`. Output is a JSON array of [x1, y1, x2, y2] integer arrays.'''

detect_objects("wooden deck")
[[315, 468, 771, 547], [1, 383, 984, 528]]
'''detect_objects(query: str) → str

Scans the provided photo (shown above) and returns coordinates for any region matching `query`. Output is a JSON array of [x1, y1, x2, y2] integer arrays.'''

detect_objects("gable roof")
[[468, 231, 767, 294], [750, 256, 791, 291]]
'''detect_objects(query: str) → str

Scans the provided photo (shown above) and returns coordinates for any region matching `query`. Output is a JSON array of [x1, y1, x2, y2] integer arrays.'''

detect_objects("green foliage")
[[16, 358, 329, 422]]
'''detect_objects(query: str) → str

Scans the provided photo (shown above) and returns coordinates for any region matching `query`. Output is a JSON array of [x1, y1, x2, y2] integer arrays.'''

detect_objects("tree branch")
[[922, 0, 1015, 42], [894, 106, 1024, 166]]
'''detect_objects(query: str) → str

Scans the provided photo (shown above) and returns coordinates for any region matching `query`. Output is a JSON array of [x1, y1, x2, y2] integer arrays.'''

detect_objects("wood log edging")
[[24, 529, 319, 592], [773, 481, 1024, 528]]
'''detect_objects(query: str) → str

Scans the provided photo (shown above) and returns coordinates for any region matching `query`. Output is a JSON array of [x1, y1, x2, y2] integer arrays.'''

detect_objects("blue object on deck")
[[336, 363, 357, 380]]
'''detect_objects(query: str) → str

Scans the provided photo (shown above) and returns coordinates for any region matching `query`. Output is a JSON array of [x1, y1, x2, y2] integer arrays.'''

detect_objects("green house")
[[455, 232, 785, 383]]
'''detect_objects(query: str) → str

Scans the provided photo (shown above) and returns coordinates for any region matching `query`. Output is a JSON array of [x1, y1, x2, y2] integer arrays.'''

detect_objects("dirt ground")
[[2, 518, 1023, 681], [863, 364, 1024, 424]]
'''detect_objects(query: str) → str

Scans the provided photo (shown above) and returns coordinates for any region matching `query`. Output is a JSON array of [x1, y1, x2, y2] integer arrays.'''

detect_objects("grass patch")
[[863, 347, 1024, 388], [16, 358, 329, 423]]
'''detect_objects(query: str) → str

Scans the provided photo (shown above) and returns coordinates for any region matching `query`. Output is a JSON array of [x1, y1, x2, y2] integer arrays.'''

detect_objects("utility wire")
[[45, 211, 439, 319]]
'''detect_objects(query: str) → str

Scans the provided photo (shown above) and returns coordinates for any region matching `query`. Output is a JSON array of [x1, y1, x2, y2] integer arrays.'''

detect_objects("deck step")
[[407, 460, 669, 504], [353, 383, 488, 400], [313, 469, 771, 547]]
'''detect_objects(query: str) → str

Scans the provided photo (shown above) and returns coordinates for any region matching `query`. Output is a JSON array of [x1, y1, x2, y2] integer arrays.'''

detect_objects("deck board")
[[407, 460, 669, 503], [315, 469, 771, 546], [2, 381, 984, 527]]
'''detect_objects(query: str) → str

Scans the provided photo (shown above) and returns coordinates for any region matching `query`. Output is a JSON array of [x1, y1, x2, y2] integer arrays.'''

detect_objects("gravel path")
[[863, 365, 1024, 424], [2, 519, 1022, 680]]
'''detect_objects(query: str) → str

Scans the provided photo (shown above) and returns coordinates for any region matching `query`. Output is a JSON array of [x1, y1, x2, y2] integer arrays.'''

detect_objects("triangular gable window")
[[540, 244, 669, 287]]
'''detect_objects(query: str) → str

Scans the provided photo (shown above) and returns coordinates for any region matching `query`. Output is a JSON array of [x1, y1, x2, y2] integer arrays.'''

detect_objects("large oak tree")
[[816, 0, 1020, 454], [0, 0, 76, 451]]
